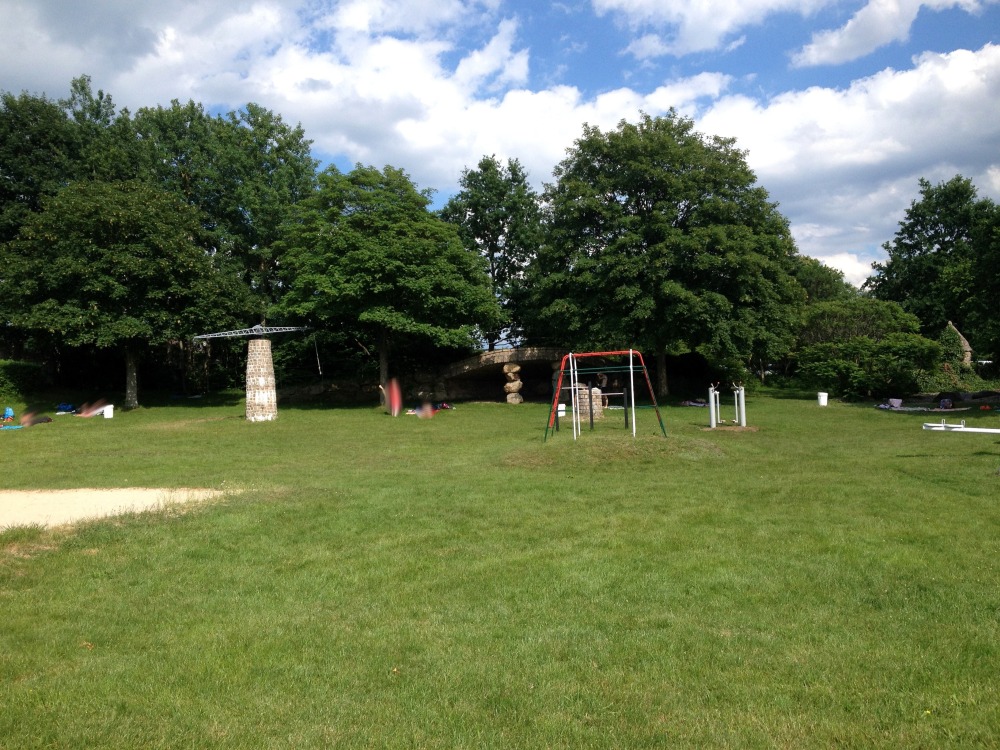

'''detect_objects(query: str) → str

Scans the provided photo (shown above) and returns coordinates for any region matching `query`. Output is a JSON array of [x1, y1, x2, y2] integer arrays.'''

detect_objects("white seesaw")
[[922, 419, 1000, 434]]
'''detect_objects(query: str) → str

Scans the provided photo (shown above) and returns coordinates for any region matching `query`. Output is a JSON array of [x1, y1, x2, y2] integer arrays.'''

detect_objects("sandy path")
[[0, 488, 224, 528]]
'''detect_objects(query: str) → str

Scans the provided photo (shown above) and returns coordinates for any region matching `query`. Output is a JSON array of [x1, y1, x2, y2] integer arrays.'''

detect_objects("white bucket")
[[103, 404, 114, 418], [817, 392, 828, 407]]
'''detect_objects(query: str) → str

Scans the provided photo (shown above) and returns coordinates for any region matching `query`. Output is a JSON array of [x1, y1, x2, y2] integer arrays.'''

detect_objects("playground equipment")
[[544, 350, 666, 441], [709, 383, 746, 428], [194, 323, 309, 422], [922, 419, 1000, 434]]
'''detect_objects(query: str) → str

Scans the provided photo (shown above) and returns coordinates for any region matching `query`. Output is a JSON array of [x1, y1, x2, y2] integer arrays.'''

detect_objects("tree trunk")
[[378, 330, 390, 405], [124, 345, 139, 410], [656, 349, 669, 398]]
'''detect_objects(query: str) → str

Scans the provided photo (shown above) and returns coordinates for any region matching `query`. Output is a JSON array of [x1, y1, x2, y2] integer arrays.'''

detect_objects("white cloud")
[[453, 18, 529, 92], [700, 44, 1000, 279], [623, 33, 672, 60], [319, 0, 500, 36], [791, 0, 993, 67], [592, 0, 831, 56], [812, 251, 880, 287]]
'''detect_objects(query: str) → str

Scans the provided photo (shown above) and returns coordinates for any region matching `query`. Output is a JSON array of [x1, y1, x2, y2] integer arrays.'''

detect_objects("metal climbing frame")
[[544, 350, 666, 441]]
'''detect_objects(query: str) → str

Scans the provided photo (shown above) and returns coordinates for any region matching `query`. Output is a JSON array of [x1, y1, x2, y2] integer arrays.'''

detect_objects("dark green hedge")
[[0, 360, 43, 399]]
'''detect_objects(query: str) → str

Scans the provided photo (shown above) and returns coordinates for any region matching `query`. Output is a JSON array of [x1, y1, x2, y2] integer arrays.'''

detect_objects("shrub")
[[0, 360, 42, 399], [798, 334, 941, 398]]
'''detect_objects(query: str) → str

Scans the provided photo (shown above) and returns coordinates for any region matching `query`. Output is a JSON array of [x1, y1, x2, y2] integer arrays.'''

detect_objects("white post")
[[738, 386, 746, 427], [571, 354, 583, 440], [629, 349, 637, 437], [709, 385, 717, 428]]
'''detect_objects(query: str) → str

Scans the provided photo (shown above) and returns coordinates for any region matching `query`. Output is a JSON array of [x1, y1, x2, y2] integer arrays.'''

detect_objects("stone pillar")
[[503, 362, 524, 404], [573, 384, 604, 420], [246, 338, 277, 422]]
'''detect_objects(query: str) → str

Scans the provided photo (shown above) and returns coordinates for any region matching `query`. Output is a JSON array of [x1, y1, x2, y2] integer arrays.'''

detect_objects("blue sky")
[[1, 0, 998, 284]]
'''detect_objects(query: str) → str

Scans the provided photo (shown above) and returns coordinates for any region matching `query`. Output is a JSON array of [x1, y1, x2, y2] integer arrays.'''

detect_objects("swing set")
[[544, 350, 666, 441]]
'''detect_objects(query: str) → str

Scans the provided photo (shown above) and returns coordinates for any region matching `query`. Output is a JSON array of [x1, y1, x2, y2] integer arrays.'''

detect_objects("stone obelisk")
[[245, 338, 277, 422]]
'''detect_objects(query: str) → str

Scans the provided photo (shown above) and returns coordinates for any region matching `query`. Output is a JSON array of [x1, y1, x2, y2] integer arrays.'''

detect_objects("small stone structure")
[[440, 347, 567, 404], [245, 338, 277, 422], [573, 385, 604, 420], [504, 363, 524, 404]]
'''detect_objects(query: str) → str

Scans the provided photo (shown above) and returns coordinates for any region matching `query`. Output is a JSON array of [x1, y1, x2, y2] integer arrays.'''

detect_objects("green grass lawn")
[[2, 393, 999, 748]]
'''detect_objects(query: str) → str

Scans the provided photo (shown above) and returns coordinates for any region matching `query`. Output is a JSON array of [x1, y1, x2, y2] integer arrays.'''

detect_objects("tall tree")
[[58, 75, 145, 184], [523, 112, 803, 393], [866, 176, 995, 353], [278, 165, 501, 391], [215, 103, 318, 320], [132, 99, 222, 209], [0, 180, 241, 408], [440, 155, 541, 349], [791, 256, 857, 303], [0, 89, 79, 242], [133, 100, 318, 322], [970, 206, 1000, 359]]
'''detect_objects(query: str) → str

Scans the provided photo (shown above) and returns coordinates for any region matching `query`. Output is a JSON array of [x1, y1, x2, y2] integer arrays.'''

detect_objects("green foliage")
[[937, 323, 966, 366], [969, 205, 1000, 360], [0, 89, 80, 242], [1, 180, 237, 346], [278, 165, 502, 384], [58, 75, 141, 183], [132, 99, 318, 321], [790, 255, 858, 302], [440, 155, 541, 348], [0, 180, 246, 407], [798, 333, 942, 398], [867, 175, 998, 354], [523, 111, 804, 392], [797, 297, 920, 348], [0, 359, 42, 398], [214, 103, 319, 318]]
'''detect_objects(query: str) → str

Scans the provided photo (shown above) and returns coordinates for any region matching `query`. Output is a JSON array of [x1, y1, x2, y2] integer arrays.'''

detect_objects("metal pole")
[[588, 380, 594, 430], [623, 386, 630, 429], [709, 385, 717, 428], [570, 354, 580, 440], [738, 386, 746, 427], [629, 349, 637, 438]]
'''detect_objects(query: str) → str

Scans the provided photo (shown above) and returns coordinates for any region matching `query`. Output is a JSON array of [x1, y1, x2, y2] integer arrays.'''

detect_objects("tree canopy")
[[5, 76, 992, 403], [132, 99, 318, 320], [791, 256, 857, 303], [0, 179, 241, 408], [866, 175, 997, 355], [277, 164, 502, 389], [0, 89, 80, 242], [440, 155, 541, 349], [521, 112, 804, 392]]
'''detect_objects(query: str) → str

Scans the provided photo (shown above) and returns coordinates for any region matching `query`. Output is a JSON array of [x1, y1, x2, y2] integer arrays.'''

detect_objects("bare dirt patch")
[[0, 488, 224, 528]]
